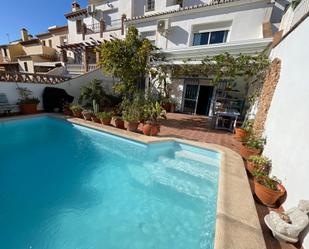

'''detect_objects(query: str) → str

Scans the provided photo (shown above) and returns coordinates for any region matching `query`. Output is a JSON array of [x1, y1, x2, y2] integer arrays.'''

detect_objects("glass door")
[[183, 79, 199, 114]]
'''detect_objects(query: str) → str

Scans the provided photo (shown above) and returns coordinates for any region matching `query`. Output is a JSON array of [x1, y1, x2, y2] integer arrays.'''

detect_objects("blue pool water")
[[0, 117, 220, 249]]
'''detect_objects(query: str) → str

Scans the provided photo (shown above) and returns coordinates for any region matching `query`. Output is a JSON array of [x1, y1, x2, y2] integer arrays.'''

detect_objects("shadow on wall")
[[168, 26, 189, 46]]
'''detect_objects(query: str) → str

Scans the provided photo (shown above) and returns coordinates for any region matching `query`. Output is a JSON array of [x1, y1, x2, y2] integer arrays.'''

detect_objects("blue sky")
[[0, 0, 87, 45]]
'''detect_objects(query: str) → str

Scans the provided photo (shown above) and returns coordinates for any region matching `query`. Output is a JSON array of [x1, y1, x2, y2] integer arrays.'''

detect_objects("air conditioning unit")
[[87, 4, 96, 14], [157, 19, 169, 35]]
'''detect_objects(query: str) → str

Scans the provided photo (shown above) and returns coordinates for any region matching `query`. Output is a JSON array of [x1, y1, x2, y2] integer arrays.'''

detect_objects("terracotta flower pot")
[[72, 110, 82, 118], [246, 161, 270, 175], [162, 103, 171, 112], [82, 112, 92, 121], [63, 109, 73, 116], [100, 118, 111, 125], [125, 121, 139, 132], [91, 116, 100, 123], [240, 145, 261, 160], [235, 128, 248, 140], [254, 179, 286, 207], [143, 124, 160, 136], [114, 119, 125, 129], [20, 103, 38, 115]]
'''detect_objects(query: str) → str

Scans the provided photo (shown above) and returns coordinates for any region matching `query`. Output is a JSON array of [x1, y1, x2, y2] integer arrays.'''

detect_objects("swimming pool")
[[0, 116, 220, 249]]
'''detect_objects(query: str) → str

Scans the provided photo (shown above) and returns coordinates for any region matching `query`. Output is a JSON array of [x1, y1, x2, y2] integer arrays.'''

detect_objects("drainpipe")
[[100, 18, 105, 38], [121, 14, 126, 36]]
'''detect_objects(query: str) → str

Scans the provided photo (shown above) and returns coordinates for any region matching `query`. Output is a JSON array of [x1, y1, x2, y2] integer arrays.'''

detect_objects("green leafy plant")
[[242, 119, 254, 132], [69, 104, 83, 112], [248, 155, 271, 166], [248, 155, 271, 174], [291, 0, 302, 10], [96, 112, 112, 120], [79, 79, 106, 110], [98, 26, 158, 96], [245, 136, 265, 150], [17, 87, 40, 104], [143, 101, 167, 125], [253, 171, 281, 191]]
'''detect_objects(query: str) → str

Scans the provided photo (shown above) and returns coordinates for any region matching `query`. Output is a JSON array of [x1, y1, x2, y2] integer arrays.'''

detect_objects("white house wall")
[[0, 69, 114, 111], [263, 17, 309, 248], [132, 0, 272, 50]]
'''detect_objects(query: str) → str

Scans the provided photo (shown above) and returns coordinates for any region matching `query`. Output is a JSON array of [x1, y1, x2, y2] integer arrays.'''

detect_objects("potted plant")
[[113, 116, 125, 129], [142, 101, 166, 136], [82, 109, 93, 121], [240, 136, 264, 159], [253, 171, 286, 207], [121, 98, 141, 132], [91, 100, 100, 123], [96, 112, 112, 125], [63, 103, 73, 116], [246, 155, 271, 175], [235, 120, 253, 141], [17, 87, 40, 114], [70, 104, 83, 118]]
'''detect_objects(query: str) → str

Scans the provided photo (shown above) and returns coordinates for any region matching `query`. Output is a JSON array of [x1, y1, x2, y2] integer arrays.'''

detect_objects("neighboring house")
[[125, 0, 282, 116], [0, 28, 64, 74]]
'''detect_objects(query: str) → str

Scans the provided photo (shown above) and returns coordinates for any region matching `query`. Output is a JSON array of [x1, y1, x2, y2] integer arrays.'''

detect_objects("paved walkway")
[[160, 113, 301, 249]]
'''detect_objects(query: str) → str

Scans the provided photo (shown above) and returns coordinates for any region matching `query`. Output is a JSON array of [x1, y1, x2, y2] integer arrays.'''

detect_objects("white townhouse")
[[60, 0, 285, 118], [60, 0, 137, 76], [125, 0, 283, 117]]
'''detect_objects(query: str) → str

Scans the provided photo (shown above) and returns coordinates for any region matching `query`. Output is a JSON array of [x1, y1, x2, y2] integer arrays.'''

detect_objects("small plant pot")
[[246, 161, 270, 175], [125, 121, 139, 132], [235, 128, 248, 140], [72, 110, 82, 118], [114, 119, 125, 129], [162, 103, 171, 112], [20, 103, 38, 115], [82, 112, 92, 121], [143, 124, 160, 136], [63, 109, 73, 116], [240, 145, 261, 160], [100, 118, 111, 125], [91, 116, 100, 123], [254, 179, 286, 207]]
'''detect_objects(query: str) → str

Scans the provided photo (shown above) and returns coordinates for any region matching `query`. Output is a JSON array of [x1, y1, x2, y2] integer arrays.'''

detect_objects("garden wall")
[[263, 17, 309, 247], [0, 69, 114, 111]]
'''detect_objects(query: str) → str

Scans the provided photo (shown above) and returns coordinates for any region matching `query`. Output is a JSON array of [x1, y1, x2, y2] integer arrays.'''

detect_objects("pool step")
[[142, 159, 216, 201], [175, 150, 219, 168], [158, 156, 217, 182], [150, 165, 213, 201]]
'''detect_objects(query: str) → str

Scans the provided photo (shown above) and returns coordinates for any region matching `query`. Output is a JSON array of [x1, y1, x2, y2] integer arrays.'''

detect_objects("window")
[[76, 20, 83, 33], [3, 48, 8, 57], [24, 62, 28, 72], [193, 30, 229, 46], [146, 0, 155, 11], [48, 40, 52, 48], [42, 40, 46, 46]]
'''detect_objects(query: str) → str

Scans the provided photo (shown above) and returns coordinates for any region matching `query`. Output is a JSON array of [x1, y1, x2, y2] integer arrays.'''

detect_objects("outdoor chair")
[[0, 93, 19, 114], [264, 200, 309, 243]]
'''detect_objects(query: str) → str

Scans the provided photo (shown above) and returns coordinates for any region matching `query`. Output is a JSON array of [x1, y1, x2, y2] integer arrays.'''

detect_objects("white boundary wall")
[[264, 17, 309, 247], [0, 69, 114, 111]]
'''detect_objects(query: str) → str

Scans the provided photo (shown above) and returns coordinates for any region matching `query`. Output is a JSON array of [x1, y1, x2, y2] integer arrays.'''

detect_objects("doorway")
[[183, 80, 214, 116], [196, 85, 214, 115]]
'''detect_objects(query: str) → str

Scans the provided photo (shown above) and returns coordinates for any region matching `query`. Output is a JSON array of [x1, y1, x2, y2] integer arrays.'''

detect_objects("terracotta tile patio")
[[160, 113, 302, 249]]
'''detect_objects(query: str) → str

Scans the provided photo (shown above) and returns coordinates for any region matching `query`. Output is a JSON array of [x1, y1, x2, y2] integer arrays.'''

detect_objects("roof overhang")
[[159, 38, 273, 63], [65, 9, 88, 19]]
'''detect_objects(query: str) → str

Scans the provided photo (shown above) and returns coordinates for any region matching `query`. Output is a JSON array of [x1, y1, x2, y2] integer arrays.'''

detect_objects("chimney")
[[21, 28, 29, 42], [72, 1, 81, 12]]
